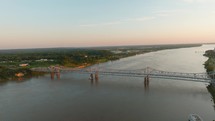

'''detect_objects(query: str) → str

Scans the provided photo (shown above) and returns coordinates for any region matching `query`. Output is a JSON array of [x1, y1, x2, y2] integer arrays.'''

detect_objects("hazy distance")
[[0, 0, 215, 49]]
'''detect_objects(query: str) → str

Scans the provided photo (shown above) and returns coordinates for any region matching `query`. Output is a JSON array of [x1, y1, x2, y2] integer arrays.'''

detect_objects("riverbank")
[[0, 67, 47, 82], [204, 49, 215, 73], [1, 44, 215, 121], [0, 44, 202, 82], [204, 48, 215, 111]]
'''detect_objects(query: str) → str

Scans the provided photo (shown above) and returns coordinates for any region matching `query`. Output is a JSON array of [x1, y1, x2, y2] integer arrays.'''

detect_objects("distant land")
[[0, 43, 202, 82], [0, 43, 203, 52]]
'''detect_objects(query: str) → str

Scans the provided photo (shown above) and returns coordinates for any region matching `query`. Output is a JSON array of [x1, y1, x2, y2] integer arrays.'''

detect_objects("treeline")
[[0, 44, 202, 81], [207, 84, 215, 105], [0, 49, 118, 81], [0, 66, 45, 82], [60, 50, 117, 67], [204, 50, 215, 108], [0, 44, 202, 68], [204, 50, 215, 72], [0, 49, 119, 68]]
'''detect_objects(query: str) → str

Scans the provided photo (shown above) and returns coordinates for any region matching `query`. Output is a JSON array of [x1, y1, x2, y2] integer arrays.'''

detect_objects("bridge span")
[[31, 66, 215, 84]]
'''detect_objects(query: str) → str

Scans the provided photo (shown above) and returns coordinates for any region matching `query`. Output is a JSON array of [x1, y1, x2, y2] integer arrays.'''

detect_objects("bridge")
[[31, 66, 215, 84]]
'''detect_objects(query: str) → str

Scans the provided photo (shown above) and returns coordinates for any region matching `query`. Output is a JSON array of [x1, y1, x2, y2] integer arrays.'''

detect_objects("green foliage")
[[0, 49, 115, 68], [204, 50, 215, 72], [0, 66, 46, 82], [207, 84, 215, 104], [0, 44, 202, 82], [0, 66, 30, 81]]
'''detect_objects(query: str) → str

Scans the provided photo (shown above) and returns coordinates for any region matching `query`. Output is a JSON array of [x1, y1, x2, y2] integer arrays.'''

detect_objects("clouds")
[[80, 21, 123, 27], [80, 9, 188, 28], [154, 9, 186, 17], [80, 7, 191, 28], [2, 0, 215, 49], [126, 17, 156, 22], [80, 16, 156, 27]]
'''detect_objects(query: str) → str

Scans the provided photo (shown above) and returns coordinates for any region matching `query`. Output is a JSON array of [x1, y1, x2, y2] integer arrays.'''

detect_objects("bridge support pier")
[[144, 75, 149, 85], [144, 75, 149, 90], [95, 72, 99, 82], [56, 72, 60, 80], [90, 73, 99, 86], [90, 73, 94, 80], [51, 72, 55, 80], [50, 72, 61, 80]]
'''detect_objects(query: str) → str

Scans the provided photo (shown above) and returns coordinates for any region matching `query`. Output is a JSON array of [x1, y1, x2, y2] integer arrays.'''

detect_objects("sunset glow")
[[0, 0, 215, 49]]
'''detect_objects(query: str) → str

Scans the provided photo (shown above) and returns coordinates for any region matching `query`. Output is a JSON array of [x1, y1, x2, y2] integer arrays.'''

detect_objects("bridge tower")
[[90, 73, 94, 80], [95, 71, 99, 82], [50, 72, 61, 80], [49, 66, 61, 80], [144, 67, 150, 84], [144, 75, 149, 85]]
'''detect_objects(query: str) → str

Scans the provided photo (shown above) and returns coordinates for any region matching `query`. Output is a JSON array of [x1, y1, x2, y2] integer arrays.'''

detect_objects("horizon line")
[[0, 42, 209, 51]]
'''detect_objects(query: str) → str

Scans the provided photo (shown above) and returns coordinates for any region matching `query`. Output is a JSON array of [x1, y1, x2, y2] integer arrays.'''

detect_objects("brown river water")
[[0, 44, 215, 121]]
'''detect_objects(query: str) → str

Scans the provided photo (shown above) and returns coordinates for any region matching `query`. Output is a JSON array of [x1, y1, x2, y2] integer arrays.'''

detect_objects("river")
[[0, 44, 215, 121]]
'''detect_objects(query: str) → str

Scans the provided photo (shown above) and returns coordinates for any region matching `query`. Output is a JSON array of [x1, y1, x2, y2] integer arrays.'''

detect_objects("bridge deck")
[[31, 67, 215, 83]]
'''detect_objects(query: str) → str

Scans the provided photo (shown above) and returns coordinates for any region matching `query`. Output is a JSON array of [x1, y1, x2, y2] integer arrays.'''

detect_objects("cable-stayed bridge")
[[31, 66, 215, 84]]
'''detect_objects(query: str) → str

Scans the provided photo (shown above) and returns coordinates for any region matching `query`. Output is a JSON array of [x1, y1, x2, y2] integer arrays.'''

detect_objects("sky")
[[0, 0, 215, 49]]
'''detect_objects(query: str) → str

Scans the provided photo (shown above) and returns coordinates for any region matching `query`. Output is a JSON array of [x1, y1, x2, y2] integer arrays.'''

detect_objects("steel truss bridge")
[[32, 66, 215, 84]]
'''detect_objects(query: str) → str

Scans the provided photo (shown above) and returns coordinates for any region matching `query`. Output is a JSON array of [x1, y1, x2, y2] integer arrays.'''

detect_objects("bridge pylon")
[[144, 75, 149, 85], [95, 71, 99, 81], [144, 75, 149, 90]]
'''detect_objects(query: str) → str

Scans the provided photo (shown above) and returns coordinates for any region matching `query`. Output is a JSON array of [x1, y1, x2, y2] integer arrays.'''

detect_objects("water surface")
[[0, 45, 215, 121]]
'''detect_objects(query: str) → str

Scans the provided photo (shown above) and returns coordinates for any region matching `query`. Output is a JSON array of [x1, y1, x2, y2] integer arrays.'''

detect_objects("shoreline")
[[204, 48, 215, 109], [0, 44, 202, 82]]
